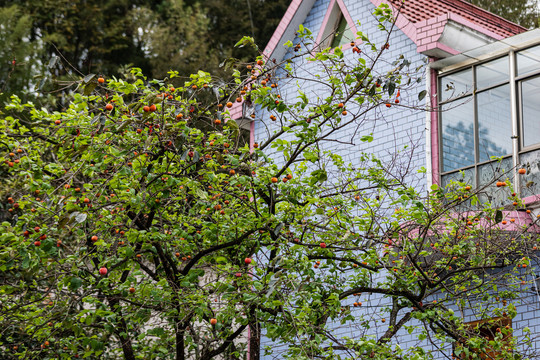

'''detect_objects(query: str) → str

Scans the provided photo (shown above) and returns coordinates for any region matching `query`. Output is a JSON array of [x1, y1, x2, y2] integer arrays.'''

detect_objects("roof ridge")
[[437, 0, 528, 32]]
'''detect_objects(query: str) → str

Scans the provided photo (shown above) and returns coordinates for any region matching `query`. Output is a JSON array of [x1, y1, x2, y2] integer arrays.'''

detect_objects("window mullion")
[[509, 51, 520, 194], [473, 66, 479, 188]]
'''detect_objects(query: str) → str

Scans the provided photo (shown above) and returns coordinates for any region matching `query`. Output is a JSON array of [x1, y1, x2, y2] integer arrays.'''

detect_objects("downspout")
[[425, 60, 433, 190], [509, 51, 520, 193]]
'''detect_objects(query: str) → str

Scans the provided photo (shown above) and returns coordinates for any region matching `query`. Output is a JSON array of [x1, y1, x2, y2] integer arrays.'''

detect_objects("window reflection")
[[477, 85, 512, 162], [476, 57, 508, 89], [521, 76, 540, 148], [440, 69, 472, 102], [441, 99, 474, 172], [517, 45, 540, 77]]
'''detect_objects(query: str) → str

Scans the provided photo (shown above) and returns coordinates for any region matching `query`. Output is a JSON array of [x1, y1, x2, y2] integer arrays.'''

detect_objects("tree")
[[1, 4, 539, 360], [0, 4, 44, 104], [466, 0, 539, 28], [0, 0, 290, 109]]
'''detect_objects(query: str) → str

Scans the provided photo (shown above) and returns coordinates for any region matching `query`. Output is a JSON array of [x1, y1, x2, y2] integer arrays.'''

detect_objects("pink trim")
[[370, 0, 419, 43], [447, 13, 505, 41], [523, 195, 540, 207], [249, 120, 255, 153], [430, 61, 440, 186], [229, 101, 244, 120], [417, 41, 460, 56], [315, 0, 337, 46], [263, 0, 303, 57], [314, 0, 359, 51]]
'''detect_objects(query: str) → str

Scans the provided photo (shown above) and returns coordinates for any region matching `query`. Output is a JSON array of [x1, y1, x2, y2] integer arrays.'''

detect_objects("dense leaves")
[[1, 4, 539, 360]]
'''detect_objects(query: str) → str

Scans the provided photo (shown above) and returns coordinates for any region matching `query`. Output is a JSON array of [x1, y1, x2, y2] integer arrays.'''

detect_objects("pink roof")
[[388, 0, 526, 38], [261, 0, 527, 64], [229, 0, 528, 121]]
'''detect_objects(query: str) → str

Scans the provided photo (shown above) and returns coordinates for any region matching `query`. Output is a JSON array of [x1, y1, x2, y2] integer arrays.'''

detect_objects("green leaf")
[[418, 90, 427, 101], [83, 73, 96, 84], [495, 210, 503, 223], [69, 277, 83, 290]]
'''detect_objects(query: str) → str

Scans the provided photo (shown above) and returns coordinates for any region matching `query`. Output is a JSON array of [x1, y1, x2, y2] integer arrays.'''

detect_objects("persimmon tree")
[[1, 5, 539, 360]]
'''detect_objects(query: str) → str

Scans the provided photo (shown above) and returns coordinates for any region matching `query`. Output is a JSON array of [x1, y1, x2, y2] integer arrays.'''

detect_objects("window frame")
[[453, 316, 512, 359], [438, 43, 540, 198]]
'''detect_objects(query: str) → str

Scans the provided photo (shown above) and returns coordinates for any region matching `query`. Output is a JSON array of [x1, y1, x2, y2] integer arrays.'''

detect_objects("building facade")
[[230, 0, 540, 358]]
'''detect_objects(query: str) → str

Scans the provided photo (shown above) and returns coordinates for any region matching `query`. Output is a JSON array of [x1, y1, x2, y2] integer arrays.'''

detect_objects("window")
[[453, 317, 512, 360], [330, 14, 354, 48], [316, 0, 355, 50], [439, 44, 540, 203]]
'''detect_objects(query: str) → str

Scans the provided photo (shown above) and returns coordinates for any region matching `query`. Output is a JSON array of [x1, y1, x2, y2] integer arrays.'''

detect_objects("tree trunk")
[[249, 321, 260, 360]]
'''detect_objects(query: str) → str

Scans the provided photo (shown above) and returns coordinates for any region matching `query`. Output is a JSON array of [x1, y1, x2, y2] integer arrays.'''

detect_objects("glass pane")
[[441, 169, 475, 208], [477, 85, 512, 162], [441, 98, 475, 172], [440, 68, 472, 102], [521, 76, 540, 148], [476, 57, 508, 89], [441, 168, 476, 189], [520, 149, 540, 197], [331, 15, 354, 48], [477, 157, 513, 207], [517, 45, 540, 77]]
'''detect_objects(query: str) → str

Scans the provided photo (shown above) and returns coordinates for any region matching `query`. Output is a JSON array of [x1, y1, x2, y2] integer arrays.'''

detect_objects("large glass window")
[[439, 44, 540, 200], [521, 76, 540, 148], [477, 85, 512, 162], [441, 99, 474, 172]]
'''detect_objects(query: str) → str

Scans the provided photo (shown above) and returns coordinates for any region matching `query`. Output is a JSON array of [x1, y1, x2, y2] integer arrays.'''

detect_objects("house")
[[228, 0, 540, 358]]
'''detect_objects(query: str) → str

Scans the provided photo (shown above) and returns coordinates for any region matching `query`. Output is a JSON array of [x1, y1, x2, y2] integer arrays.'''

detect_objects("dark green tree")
[[467, 0, 539, 28]]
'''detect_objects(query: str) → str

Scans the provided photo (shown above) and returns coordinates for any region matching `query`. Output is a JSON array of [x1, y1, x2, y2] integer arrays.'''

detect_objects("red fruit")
[[271, 177, 278, 183], [149, 104, 156, 112], [91, 235, 98, 242], [40, 234, 47, 240], [99, 267, 108, 276], [226, 102, 233, 108], [257, 59, 264, 66], [143, 106, 150, 112], [55, 120, 61, 125], [105, 103, 113, 111], [320, 242, 327, 248], [98, 77, 105, 84], [245, 257, 252, 265], [519, 168, 526, 174], [210, 318, 218, 325], [129, 287, 135, 293], [34, 241, 41, 246], [235, 272, 242, 277]]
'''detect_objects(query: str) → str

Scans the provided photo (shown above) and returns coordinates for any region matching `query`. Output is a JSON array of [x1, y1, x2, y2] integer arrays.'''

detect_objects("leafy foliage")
[[1, 5, 539, 360]]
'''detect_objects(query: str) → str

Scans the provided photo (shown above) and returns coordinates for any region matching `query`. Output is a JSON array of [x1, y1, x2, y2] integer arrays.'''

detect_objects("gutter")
[[425, 60, 433, 190]]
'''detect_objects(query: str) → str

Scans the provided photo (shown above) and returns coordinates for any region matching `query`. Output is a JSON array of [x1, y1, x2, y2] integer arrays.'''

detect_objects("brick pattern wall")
[[253, 0, 540, 358]]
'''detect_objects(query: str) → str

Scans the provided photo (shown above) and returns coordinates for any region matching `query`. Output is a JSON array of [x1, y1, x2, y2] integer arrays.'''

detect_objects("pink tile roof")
[[229, 0, 529, 121], [388, 0, 526, 38]]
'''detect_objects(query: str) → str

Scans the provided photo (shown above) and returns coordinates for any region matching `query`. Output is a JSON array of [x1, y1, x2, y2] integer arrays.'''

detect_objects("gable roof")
[[262, 0, 527, 62], [387, 0, 525, 38]]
